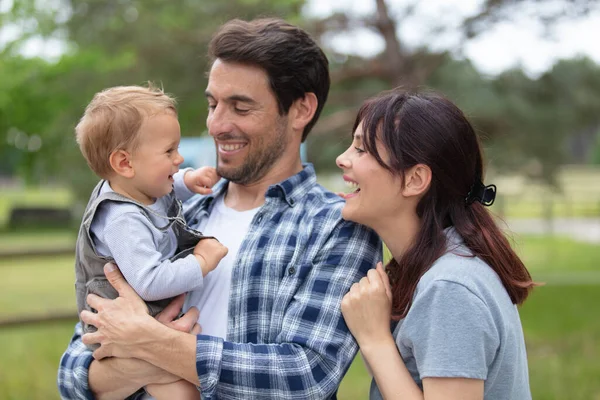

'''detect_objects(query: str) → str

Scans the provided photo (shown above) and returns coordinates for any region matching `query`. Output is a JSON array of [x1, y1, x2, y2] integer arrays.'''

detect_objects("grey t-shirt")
[[370, 229, 531, 400]]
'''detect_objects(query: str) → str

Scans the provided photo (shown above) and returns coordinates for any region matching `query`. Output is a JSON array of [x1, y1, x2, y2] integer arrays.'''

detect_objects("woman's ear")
[[109, 149, 135, 178], [402, 164, 431, 198], [290, 93, 318, 134]]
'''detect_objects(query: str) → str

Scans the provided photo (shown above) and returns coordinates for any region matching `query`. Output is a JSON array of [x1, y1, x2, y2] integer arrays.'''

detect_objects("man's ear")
[[290, 93, 318, 134], [402, 164, 431, 198], [109, 149, 135, 178]]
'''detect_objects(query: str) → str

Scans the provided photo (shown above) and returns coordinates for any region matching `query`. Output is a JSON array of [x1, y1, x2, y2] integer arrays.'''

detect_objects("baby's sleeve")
[[101, 212, 204, 301]]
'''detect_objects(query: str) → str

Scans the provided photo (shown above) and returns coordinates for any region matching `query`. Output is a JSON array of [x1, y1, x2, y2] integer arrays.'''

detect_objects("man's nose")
[[207, 105, 233, 137]]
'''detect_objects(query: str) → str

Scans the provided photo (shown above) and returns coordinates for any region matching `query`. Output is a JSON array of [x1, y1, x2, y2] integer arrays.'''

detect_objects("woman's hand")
[[341, 262, 393, 346]]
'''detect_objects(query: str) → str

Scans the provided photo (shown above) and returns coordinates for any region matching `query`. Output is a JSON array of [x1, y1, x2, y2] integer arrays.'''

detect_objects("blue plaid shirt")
[[58, 164, 382, 399]]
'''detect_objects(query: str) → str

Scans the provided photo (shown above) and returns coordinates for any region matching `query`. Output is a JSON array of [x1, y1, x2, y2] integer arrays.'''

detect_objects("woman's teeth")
[[345, 180, 360, 192]]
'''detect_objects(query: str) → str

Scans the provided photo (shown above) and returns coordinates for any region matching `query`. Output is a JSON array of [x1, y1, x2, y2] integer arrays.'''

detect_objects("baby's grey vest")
[[74, 180, 208, 342]]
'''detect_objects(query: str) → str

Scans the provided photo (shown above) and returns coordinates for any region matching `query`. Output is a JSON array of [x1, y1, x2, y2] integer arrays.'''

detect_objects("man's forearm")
[[89, 357, 181, 400], [134, 320, 200, 386]]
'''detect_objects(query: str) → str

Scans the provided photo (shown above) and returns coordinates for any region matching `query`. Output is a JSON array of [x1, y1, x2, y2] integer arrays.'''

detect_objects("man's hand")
[[81, 263, 163, 360], [184, 166, 220, 195]]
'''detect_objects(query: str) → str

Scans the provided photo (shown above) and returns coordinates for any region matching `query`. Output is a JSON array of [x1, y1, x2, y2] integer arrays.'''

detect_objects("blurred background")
[[1, 0, 599, 399]]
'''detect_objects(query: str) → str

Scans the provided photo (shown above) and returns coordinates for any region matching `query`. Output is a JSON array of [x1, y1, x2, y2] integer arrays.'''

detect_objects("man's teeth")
[[344, 180, 360, 191], [220, 143, 246, 151]]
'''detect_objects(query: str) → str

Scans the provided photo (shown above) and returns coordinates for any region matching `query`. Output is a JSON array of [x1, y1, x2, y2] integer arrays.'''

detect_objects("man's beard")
[[217, 121, 288, 185]]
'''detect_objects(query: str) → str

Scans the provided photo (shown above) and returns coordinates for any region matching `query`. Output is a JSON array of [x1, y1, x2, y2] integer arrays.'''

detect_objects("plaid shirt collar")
[[183, 163, 318, 219]]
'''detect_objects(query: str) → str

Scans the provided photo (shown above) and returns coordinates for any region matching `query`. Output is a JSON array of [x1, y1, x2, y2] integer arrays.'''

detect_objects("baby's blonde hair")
[[75, 84, 177, 178]]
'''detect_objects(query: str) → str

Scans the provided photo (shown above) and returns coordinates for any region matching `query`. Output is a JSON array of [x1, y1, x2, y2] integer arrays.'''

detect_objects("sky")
[[1, 0, 599, 77]]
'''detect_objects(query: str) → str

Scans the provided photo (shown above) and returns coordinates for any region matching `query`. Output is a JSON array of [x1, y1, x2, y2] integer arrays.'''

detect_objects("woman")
[[337, 90, 536, 400]]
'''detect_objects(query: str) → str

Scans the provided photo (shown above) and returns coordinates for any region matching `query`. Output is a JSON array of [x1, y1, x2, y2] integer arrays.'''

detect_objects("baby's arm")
[[101, 212, 207, 301], [182, 167, 220, 195], [146, 380, 200, 400], [194, 237, 228, 277]]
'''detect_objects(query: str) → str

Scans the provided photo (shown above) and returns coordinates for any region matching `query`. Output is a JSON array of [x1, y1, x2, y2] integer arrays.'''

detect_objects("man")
[[58, 18, 381, 400]]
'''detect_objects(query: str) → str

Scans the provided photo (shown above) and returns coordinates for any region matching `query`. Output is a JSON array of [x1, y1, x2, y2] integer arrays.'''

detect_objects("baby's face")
[[128, 112, 184, 203]]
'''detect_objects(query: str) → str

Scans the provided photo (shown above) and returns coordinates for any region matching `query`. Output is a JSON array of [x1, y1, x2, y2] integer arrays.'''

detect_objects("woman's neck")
[[373, 211, 421, 262]]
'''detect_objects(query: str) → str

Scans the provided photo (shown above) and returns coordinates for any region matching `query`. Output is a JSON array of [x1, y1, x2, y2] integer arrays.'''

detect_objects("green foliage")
[[1, 0, 305, 201], [3, 0, 600, 196]]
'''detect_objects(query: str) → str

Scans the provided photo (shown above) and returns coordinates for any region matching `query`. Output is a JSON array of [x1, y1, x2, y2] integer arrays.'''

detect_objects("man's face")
[[205, 59, 291, 185]]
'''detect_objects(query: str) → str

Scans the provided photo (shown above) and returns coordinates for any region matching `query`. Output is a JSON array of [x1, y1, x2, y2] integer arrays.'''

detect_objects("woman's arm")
[[360, 336, 424, 400], [342, 265, 485, 400]]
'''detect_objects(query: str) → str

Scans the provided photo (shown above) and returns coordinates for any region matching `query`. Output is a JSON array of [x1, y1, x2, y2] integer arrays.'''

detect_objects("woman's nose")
[[336, 150, 350, 169]]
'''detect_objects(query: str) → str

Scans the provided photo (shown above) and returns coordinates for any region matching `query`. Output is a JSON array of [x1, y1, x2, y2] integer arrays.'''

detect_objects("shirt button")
[[288, 267, 296, 275], [289, 198, 295, 205]]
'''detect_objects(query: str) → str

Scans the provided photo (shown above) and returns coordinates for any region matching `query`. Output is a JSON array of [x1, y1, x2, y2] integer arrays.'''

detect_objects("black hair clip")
[[465, 180, 496, 207]]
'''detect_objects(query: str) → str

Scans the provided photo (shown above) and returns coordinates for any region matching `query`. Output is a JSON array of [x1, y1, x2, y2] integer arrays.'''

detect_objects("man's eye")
[[208, 104, 216, 111], [235, 107, 249, 114]]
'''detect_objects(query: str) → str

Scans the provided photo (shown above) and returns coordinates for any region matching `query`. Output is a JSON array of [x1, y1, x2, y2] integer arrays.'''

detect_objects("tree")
[[304, 0, 600, 182]]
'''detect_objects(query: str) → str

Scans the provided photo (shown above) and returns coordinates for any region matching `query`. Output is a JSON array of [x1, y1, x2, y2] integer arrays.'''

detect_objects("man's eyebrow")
[[204, 91, 257, 105]]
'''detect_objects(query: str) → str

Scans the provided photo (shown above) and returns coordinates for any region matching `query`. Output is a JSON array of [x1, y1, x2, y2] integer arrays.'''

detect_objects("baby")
[[74, 84, 226, 399]]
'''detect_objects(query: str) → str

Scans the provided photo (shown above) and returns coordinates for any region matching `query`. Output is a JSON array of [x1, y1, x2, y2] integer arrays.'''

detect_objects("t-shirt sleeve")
[[401, 279, 500, 380]]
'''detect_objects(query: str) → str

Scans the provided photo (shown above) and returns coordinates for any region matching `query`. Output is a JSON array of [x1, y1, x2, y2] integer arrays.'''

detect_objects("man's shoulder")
[[299, 183, 375, 234]]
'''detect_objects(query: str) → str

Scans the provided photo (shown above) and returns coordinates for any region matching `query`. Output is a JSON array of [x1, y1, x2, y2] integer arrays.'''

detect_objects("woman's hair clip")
[[465, 180, 496, 207]]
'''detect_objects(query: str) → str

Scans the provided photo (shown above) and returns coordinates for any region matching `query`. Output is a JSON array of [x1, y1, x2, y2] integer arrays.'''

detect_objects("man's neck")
[[224, 158, 303, 211]]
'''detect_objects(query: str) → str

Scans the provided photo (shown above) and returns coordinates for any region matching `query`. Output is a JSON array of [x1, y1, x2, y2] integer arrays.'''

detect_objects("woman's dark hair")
[[354, 89, 536, 319], [209, 18, 330, 142]]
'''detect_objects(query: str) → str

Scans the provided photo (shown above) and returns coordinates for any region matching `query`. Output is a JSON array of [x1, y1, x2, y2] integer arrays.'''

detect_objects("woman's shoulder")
[[416, 237, 507, 304]]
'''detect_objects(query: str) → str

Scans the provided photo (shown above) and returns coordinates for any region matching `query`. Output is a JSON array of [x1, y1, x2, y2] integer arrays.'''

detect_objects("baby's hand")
[[184, 166, 220, 195], [193, 238, 228, 276]]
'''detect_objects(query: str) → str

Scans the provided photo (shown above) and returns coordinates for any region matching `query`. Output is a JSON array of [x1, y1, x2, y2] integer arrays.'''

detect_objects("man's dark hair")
[[209, 18, 330, 142]]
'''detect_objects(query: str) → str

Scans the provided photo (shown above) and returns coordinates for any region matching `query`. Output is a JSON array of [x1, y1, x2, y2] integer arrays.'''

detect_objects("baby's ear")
[[109, 149, 135, 178]]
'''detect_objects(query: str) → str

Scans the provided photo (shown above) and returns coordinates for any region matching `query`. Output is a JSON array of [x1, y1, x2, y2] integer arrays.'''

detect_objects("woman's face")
[[336, 123, 404, 229]]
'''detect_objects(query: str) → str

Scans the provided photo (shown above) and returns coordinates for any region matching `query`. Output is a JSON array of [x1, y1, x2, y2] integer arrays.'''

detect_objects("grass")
[[0, 255, 76, 318], [0, 321, 77, 400], [0, 232, 599, 399], [0, 230, 75, 253]]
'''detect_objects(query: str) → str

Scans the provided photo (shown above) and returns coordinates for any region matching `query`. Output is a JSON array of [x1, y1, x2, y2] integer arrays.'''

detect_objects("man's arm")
[[81, 219, 381, 399], [190, 220, 382, 399], [58, 323, 154, 400], [58, 294, 198, 400], [99, 218, 382, 399]]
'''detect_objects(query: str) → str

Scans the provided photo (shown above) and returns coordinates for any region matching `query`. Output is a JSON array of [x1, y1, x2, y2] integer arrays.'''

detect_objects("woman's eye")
[[354, 146, 365, 154]]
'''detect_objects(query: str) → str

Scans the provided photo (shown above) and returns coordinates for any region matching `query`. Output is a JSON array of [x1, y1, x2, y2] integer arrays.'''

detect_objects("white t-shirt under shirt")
[[183, 194, 259, 339]]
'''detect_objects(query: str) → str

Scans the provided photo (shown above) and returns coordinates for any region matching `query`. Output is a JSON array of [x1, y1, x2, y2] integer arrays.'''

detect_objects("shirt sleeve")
[[101, 212, 203, 301], [401, 280, 500, 380], [57, 323, 146, 400], [195, 219, 382, 399], [173, 168, 195, 202]]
